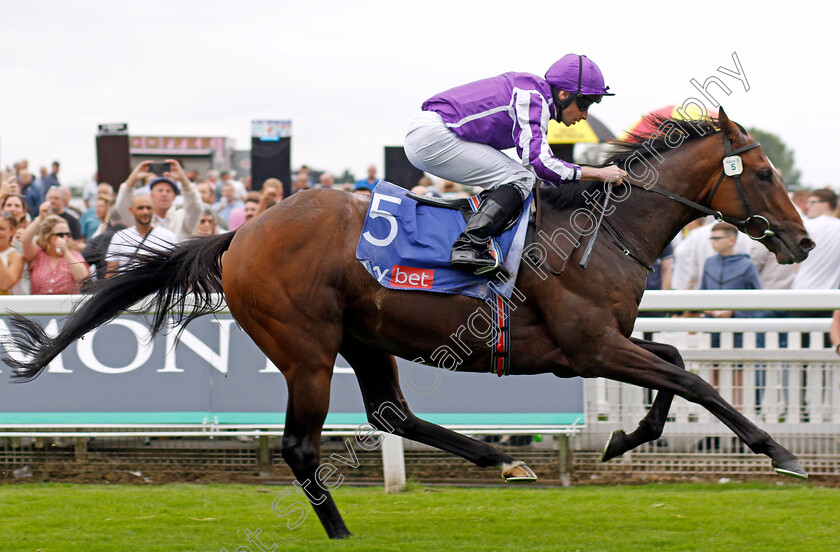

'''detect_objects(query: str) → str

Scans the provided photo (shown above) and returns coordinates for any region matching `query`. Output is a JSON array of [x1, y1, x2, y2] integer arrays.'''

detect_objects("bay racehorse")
[[3, 108, 813, 538]]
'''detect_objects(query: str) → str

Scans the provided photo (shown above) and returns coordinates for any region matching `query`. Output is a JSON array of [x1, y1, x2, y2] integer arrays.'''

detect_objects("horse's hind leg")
[[601, 338, 684, 462], [229, 306, 351, 539], [341, 340, 537, 482], [280, 367, 351, 539]]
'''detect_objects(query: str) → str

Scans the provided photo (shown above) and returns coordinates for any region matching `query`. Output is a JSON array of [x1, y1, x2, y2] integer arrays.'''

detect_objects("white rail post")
[[381, 433, 406, 493]]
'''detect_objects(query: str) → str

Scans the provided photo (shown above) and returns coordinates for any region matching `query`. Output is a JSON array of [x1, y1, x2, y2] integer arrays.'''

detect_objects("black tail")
[[3, 230, 237, 382]]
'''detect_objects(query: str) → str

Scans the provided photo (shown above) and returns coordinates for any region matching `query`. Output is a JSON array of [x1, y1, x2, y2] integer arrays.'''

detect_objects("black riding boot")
[[450, 185, 523, 277]]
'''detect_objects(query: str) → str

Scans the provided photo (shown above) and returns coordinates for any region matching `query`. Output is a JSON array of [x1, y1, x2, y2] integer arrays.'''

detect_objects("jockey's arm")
[[581, 165, 627, 184], [513, 89, 581, 185]]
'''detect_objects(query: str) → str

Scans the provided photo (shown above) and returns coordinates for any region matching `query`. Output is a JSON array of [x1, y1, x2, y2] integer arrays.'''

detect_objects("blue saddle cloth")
[[355, 181, 531, 300]]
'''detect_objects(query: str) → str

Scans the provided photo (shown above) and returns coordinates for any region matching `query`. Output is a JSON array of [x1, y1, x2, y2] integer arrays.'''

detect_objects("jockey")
[[405, 54, 627, 276]]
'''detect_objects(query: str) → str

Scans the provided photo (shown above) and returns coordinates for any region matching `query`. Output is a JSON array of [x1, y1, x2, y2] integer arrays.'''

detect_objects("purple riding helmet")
[[545, 54, 614, 118]]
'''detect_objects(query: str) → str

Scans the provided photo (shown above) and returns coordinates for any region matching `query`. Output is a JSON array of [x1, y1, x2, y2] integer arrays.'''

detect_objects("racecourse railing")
[[581, 290, 840, 476], [2, 291, 839, 481]]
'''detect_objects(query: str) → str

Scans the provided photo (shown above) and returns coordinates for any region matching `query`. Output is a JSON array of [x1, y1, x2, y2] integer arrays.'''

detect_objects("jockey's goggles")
[[575, 94, 603, 111]]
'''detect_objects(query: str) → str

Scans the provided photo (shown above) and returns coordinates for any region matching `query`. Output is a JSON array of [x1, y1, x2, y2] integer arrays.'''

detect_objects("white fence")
[[581, 290, 840, 469], [2, 292, 839, 481]]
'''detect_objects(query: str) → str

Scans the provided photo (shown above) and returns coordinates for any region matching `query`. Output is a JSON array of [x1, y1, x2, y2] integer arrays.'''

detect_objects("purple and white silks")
[[418, 71, 582, 188]]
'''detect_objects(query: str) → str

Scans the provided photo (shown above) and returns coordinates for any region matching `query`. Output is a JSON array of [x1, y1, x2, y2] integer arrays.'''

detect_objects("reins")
[[629, 131, 772, 241], [577, 130, 771, 273]]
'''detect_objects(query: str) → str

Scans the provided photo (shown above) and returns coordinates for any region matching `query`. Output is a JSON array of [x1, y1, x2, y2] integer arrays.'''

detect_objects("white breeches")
[[404, 111, 535, 198]]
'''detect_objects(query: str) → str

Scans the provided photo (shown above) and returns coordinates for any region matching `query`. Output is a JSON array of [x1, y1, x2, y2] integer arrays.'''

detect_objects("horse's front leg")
[[577, 334, 806, 479], [601, 338, 683, 462]]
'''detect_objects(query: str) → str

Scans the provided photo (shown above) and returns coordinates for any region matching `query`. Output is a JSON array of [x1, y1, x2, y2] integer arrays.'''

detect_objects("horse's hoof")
[[501, 461, 538, 483], [601, 429, 628, 463], [773, 458, 808, 479]]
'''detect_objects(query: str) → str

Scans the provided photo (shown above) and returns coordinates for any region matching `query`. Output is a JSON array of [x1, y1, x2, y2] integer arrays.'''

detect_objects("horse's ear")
[[717, 106, 742, 141]]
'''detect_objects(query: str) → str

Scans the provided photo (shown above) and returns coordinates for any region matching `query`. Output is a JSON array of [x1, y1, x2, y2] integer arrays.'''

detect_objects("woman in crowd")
[[2, 193, 31, 226], [21, 212, 89, 294], [81, 195, 125, 283], [0, 212, 24, 295], [2, 193, 32, 294], [194, 208, 220, 236]]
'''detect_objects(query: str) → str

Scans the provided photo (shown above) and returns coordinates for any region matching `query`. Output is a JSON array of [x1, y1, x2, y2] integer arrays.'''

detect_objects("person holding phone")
[[21, 211, 89, 295], [0, 212, 24, 295], [112, 159, 202, 242]]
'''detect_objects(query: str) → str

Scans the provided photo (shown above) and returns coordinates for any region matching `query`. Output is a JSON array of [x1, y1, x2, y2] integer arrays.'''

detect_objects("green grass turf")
[[1, 482, 838, 551]]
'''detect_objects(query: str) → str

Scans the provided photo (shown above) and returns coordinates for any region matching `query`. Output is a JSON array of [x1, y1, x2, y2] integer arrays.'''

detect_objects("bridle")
[[635, 131, 775, 241]]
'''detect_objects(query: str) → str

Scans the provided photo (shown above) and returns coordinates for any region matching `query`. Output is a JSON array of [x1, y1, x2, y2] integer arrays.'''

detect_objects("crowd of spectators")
[[0, 159, 394, 296], [3, 157, 840, 353]]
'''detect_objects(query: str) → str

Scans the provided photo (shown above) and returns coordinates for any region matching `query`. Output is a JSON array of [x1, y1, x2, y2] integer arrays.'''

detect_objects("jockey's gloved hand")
[[581, 165, 627, 184]]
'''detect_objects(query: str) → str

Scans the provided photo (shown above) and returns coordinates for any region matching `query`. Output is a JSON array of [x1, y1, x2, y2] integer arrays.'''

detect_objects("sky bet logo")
[[389, 264, 434, 289]]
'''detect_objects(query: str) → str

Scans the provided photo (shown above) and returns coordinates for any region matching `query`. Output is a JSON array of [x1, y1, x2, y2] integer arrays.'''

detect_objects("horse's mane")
[[604, 115, 728, 167], [540, 115, 742, 208]]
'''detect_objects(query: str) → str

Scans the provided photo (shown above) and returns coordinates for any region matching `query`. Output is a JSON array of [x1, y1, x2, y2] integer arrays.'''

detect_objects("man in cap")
[[404, 54, 627, 276], [113, 160, 202, 242], [353, 180, 375, 197]]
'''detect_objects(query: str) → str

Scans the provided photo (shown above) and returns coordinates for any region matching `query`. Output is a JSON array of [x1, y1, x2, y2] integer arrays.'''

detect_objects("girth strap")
[[487, 287, 511, 377]]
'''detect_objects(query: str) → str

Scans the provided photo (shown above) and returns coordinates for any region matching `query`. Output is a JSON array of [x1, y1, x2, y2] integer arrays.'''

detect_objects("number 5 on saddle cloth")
[[355, 180, 533, 302]]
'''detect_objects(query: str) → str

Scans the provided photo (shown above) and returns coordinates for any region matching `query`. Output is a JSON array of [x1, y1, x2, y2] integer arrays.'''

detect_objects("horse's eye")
[[757, 169, 773, 181]]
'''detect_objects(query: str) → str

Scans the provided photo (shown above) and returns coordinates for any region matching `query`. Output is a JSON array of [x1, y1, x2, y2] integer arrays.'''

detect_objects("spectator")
[[2, 193, 30, 228], [196, 181, 216, 207], [790, 189, 809, 217], [290, 170, 311, 195], [114, 160, 202, 242], [21, 213, 89, 294], [749, 238, 796, 292], [32, 166, 50, 197], [212, 182, 243, 225], [206, 169, 221, 200], [106, 194, 176, 276], [2, 177, 21, 197], [219, 170, 247, 200], [196, 181, 227, 230], [82, 172, 100, 209], [0, 212, 24, 295], [43, 161, 61, 190], [439, 180, 468, 198], [355, 164, 380, 191], [80, 183, 115, 240], [319, 172, 335, 189], [701, 222, 770, 357], [701, 223, 766, 318], [185, 169, 200, 184], [42, 187, 83, 242], [410, 184, 432, 197], [791, 189, 840, 304], [257, 178, 283, 214], [353, 181, 375, 197], [1, 194, 30, 295], [60, 185, 83, 219], [671, 217, 750, 290], [194, 208, 220, 236], [81, 198, 125, 283], [18, 170, 42, 216], [228, 192, 261, 230], [84, 194, 114, 240]]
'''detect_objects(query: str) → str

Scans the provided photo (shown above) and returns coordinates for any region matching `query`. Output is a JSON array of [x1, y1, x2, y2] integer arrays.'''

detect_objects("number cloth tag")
[[723, 155, 743, 176]]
